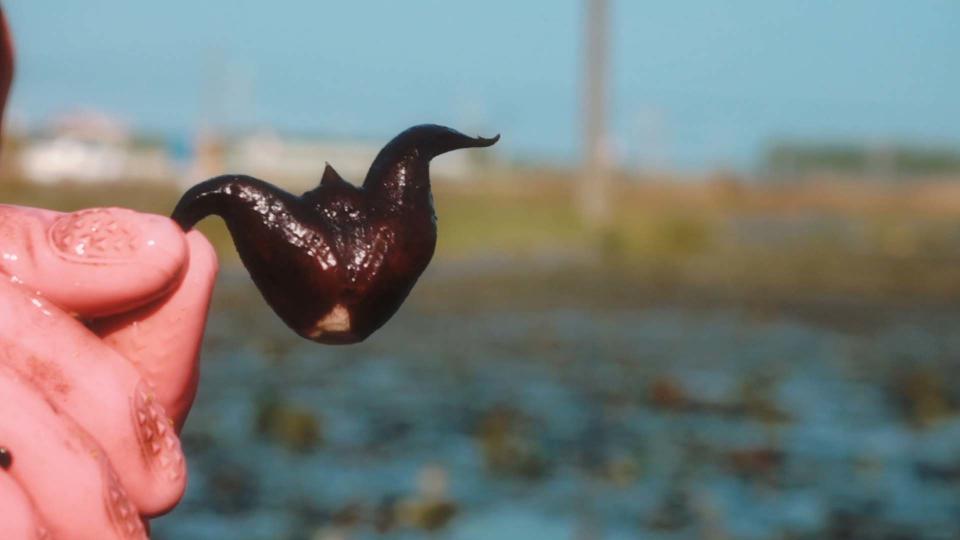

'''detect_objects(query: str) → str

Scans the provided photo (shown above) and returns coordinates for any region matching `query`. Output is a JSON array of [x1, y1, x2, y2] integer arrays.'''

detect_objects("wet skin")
[[172, 125, 499, 344]]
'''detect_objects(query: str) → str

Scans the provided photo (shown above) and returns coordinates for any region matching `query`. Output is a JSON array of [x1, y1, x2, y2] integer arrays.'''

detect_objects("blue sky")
[[5, 1, 958, 170]]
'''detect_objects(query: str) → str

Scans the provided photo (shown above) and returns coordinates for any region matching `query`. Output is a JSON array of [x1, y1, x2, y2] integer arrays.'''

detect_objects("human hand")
[[0, 205, 218, 539]]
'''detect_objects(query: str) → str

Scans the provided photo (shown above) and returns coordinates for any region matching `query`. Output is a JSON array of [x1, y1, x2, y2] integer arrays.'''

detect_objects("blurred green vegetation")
[[764, 141, 960, 178], [4, 171, 960, 305]]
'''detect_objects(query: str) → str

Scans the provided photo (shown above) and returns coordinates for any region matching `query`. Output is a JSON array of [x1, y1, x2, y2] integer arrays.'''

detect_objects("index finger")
[[92, 230, 219, 430], [0, 277, 187, 516]]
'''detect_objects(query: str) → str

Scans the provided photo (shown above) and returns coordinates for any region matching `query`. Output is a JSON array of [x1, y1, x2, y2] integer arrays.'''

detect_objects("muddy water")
[[152, 268, 960, 540]]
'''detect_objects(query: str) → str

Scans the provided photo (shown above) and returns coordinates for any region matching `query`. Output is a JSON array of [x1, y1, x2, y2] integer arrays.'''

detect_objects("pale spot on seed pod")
[[308, 305, 351, 337]]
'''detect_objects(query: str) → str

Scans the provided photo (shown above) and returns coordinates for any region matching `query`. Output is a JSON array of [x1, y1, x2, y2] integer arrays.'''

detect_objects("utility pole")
[[579, 0, 612, 228]]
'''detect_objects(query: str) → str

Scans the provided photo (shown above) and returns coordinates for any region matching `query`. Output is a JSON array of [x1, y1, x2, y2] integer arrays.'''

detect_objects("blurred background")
[[4, 1, 960, 539]]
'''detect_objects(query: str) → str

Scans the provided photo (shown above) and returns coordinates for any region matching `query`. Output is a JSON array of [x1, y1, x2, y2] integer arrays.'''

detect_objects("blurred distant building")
[[227, 131, 379, 188], [199, 129, 483, 191], [17, 109, 175, 184], [9, 113, 491, 187], [186, 127, 227, 184]]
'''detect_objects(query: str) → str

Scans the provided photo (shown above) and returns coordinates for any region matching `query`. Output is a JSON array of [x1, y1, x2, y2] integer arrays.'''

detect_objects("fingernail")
[[131, 381, 185, 482], [49, 208, 140, 261]]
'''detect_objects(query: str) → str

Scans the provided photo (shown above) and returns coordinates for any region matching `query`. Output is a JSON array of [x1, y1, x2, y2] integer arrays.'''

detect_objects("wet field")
[[6, 175, 960, 538], [152, 265, 960, 540]]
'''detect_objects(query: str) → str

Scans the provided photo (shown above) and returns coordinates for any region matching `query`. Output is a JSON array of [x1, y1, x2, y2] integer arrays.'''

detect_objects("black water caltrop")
[[172, 124, 499, 344]]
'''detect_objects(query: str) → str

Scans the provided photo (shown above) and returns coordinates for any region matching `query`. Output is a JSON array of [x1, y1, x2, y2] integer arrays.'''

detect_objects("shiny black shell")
[[172, 125, 498, 344]]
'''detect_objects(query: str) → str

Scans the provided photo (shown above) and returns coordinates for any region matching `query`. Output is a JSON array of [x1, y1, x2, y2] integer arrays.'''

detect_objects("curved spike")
[[171, 174, 291, 231], [363, 124, 499, 193], [378, 124, 500, 160]]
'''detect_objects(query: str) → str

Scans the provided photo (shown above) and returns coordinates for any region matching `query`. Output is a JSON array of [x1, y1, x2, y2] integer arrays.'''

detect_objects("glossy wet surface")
[[171, 125, 498, 344], [152, 267, 960, 540]]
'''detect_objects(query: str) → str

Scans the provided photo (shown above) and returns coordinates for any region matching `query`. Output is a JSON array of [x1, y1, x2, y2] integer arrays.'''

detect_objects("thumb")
[[0, 205, 188, 317]]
